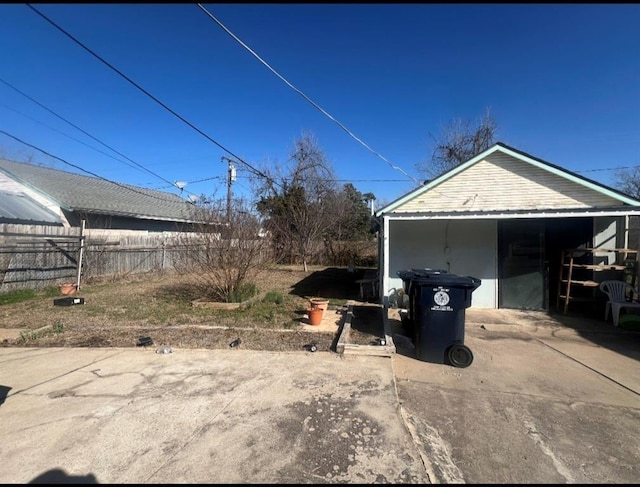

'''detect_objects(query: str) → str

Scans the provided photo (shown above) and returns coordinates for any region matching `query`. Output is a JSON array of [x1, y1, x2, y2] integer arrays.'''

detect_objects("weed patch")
[[228, 283, 259, 303], [0, 267, 360, 351], [0, 286, 65, 305], [0, 289, 38, 305], [263, 291, 284, 305], [20, 323, 64, 342]]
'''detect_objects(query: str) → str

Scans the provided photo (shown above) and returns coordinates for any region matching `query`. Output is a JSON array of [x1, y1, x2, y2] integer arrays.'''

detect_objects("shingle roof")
[[0, 159, 200, 223]]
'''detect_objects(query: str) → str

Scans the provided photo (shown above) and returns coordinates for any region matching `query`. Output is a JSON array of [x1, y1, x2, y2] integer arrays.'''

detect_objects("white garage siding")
[[593, 216, 625, 265], [384, 219, 497, 308], [376, 143, 640, 312], [393, 153, 622, 214]]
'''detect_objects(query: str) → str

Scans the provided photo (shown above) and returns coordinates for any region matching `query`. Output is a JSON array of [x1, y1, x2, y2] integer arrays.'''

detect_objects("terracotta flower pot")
[[309, 297, 329, 312], [307, 307, 324, 326], [60, 283, 77, 295]]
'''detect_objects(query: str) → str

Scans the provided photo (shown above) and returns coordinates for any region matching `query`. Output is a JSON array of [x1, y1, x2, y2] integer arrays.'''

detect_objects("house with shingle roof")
[[0, 159, 202, 231]]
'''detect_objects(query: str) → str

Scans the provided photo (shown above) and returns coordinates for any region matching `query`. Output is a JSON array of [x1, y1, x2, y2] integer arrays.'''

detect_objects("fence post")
[[75, 220, 85, 290], [162, 234, 167, 274]]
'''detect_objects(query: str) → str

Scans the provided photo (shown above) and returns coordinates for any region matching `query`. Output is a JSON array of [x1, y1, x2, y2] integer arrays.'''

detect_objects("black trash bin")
[[397, 269, 448, 341], [403, 271, 481, 367]]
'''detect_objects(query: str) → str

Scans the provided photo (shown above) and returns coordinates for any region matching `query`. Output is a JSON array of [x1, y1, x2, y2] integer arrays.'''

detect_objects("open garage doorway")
[[498, 218, 593, 310]]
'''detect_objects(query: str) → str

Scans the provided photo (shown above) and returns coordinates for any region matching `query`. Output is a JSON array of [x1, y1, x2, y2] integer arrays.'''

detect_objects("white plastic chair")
[[599, 280, 640, 327]]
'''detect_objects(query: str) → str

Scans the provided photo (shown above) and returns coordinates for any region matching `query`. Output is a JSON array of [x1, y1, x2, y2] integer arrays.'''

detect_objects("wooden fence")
[[81, 228, 187, 280], [0, 223, 379, 293], [0, 224, 189, 293], [0, 224, 81, 292]]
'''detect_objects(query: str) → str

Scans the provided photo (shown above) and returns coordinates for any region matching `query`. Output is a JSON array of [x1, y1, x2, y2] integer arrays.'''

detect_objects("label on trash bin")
[[431, 287, 453, 311]]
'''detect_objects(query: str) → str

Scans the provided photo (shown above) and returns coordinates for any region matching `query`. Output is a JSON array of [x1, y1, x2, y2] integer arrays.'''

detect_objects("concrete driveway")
[[1, 309, 639, 484], [0, 347, 426, 484], [392, 309, 640, 484]]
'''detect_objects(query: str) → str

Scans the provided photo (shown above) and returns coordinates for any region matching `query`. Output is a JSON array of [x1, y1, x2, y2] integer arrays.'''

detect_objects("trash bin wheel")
[[447, 343, 473, 368]]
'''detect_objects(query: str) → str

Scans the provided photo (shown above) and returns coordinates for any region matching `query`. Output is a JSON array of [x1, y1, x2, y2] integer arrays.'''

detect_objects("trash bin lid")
[[411, 273, 481, 289], [397, 268, 448, 281], [411, 268, 448, 276]]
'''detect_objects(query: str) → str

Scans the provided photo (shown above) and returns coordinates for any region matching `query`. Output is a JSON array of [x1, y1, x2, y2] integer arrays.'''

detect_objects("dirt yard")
[[0, 266, 380, 353]]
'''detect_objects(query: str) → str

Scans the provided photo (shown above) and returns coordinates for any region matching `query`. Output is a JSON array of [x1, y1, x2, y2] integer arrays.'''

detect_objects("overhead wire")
[[0, 86, 406, 196], [21, 5, 635, 202], [158, 173, 411, 189], [0, 101, 140, 171], [1, 100, 202, 198], [578, 165, 640, 173], [1, 79, 231, 197], [199, 6, 640, 198], [196, 3, 420, 185], [25, 3, 280, 191], [0, 130, 196, 206], [0, 77, 183, 189], [155, 175, 225, 190], [26, 4, 424, 201], [233, 179, 254, 196]]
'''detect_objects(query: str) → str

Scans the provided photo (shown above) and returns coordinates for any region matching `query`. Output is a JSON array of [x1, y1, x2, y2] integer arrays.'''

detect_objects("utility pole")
[[363, 193, 376, 216], [221, 156, 236, 222]]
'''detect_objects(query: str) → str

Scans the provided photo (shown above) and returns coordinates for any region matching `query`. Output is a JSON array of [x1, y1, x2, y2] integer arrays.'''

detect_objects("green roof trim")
[[376, 142, 640, 216]]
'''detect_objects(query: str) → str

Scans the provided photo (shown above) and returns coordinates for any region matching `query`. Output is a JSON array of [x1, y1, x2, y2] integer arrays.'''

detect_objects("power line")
[[578, 165, 640, 174], [26, 4, 446, 201], [0, 77, 178, 188], [24, 5, 632, 202], [159, 172, 412, 187], [25, 3, 280, 191], [179, 175, 225, 185], [2, 99, 201, 198], [0, 130, 193, 206], [233, 179, 254, 196], [156, 175, 225, 190], [197, 3, 420, 185], [198, 6, 586, 203], [2, 78, 237, 198], [0, 102, 139, 170]]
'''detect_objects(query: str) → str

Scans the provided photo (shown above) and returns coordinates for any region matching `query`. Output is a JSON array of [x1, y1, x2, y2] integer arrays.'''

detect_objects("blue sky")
[[0, 3, 638, 206]]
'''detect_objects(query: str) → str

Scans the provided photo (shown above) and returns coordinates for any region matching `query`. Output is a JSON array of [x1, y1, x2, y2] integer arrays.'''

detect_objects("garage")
[[374, 142, 640, 313]]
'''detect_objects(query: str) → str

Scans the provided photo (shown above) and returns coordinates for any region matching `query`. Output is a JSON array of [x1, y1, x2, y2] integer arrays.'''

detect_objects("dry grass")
[[0, 266, 377, 353]]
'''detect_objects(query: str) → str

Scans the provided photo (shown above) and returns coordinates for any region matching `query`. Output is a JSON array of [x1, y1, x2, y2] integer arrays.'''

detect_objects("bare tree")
[[613, 167, 640, 200], [417, 108, 498, 179], [614, 170, 640, 254], [174, 197, 272, 302], [0, 146, 36, 164], [254, 132, 338, 271]]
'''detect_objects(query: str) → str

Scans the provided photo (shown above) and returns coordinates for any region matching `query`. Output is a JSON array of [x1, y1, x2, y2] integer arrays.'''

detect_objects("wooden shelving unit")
[[556, 247, 638, 315]]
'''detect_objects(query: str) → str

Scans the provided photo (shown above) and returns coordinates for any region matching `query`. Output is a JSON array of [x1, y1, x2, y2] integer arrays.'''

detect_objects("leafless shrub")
[[174, 197, 274, 302]]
